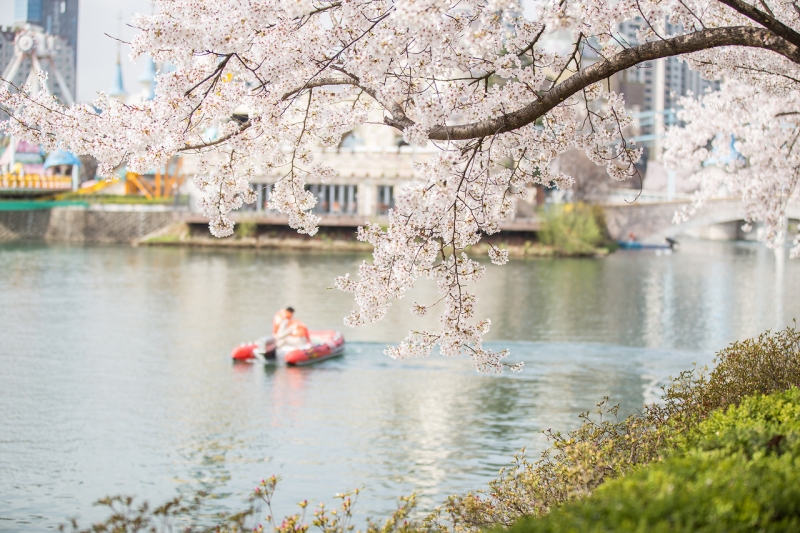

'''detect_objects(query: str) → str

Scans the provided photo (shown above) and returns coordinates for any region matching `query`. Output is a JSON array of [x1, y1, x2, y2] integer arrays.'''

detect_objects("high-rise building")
[[617, 20, 720, 153], [37, 0, 78, 69], [19, 0, 79, 68], [0, 29, 18, 82], [2, 0, 78, 103]]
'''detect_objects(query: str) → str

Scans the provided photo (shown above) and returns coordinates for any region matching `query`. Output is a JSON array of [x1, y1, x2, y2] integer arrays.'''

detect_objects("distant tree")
[[78, 154, 98, 183], [2, 0, 800, 370], [555, 149, 622, 204]]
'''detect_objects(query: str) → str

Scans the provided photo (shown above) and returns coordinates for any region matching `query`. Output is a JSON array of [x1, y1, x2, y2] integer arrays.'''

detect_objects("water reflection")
[[0, 240, 798, 531], [477, 241, 797, 352]]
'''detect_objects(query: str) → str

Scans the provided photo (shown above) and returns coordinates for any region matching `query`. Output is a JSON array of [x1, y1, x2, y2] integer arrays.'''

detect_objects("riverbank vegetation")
[[537, 204, 615, 256], [507, 388, 800, 532], [55, 194, 189, 205], [139, 208, 615, 258], [60, 326, 800, 532]]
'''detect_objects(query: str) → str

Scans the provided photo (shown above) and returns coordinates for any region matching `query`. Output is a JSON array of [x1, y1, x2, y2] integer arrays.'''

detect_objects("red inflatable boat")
[[231, 330, 345, 365]]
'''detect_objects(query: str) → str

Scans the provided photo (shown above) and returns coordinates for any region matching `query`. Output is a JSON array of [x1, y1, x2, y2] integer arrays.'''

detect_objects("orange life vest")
[[287, 320, 310, 342]]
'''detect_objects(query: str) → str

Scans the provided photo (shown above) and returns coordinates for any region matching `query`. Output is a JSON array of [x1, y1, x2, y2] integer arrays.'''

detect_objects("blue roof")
[[109, 61, 126, 97], [139, 57, 157, 101], [44, 150, 82, 168], [138, 57, 157, 83]]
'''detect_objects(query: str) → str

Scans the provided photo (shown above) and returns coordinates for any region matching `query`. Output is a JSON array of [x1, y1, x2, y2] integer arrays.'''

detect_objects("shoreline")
[[137, 222, 610, 258]]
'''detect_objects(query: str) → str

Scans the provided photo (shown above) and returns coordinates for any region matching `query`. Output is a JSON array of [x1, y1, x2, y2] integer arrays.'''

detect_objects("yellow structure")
[[69, 179, 118, 196], [0, 173, 73, 192], [125, 158, 185, 200]]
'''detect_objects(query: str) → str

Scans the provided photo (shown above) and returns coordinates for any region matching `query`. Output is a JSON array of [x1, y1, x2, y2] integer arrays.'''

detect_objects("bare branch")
[[280, 76, 365, 100], [180, 123, 251, 151]]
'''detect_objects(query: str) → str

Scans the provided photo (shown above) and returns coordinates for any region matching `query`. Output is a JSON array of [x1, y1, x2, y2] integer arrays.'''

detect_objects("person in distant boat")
[[273, 307, 294, 336], [273, 307, 311, 350]]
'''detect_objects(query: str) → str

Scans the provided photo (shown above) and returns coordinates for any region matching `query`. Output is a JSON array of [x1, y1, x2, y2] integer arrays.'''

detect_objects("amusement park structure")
[[1, 22, 78, 196], [0, 21, 184, 200], [2, 24, 74, 103], [124, 158, 185, 200]]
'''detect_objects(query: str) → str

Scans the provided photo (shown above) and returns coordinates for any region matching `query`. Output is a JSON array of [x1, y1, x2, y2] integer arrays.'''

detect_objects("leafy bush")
[[537, 204, 608, 255], [439, 325, 800, 530], [236, 220, 257, 239], [506, 388, 800, 533], [689, 325, 800, 416], [253, 476, 420, 533]]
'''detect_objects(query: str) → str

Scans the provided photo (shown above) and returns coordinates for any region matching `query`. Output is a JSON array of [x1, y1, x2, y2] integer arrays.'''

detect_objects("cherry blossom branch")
[[383, 26, 800, 140], [718, 0, 800, 49], [180, 123, 251, 151]]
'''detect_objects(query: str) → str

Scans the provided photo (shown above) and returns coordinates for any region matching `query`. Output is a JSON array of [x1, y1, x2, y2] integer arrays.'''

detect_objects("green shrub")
[[690, 325, 800, 417], [537, 204, 608, 255], [236, 220, 257, 239], [439, 326, 800, 530], [57, 194, 176, 205], [506, 388, 800, 533], [686, 388, 800, 456]]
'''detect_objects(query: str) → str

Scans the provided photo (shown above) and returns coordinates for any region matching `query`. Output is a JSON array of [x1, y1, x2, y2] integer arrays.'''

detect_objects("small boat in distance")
[[231, 330, 345, 365], [617, 237, 678, 250]]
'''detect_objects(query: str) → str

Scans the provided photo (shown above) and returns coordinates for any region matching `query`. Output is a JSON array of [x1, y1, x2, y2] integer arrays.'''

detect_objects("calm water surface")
[[1, 240, 798, 531]]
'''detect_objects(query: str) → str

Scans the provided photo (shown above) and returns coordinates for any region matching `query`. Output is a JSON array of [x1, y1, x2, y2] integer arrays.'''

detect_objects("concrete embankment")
[[139, 218, 571, 257], [0, 204, 181, 244], [140, 220, 376, 252], [0, 205, 577, 257]]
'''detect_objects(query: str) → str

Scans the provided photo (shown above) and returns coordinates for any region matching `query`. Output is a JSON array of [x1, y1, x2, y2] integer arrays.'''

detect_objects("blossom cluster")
[[664, 81, 800, 256]]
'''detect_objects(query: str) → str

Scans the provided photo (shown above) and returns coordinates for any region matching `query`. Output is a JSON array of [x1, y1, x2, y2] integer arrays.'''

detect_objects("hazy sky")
[[0, 0, 152, 103]]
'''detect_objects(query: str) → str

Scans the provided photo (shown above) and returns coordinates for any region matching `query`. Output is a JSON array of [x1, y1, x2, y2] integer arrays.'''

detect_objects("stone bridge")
[[603, 198, 800, 244]]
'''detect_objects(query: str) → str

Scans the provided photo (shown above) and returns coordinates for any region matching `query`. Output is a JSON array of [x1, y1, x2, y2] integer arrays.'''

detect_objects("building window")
[[377, 185, 394, 215], [305, 184, 357, 215]]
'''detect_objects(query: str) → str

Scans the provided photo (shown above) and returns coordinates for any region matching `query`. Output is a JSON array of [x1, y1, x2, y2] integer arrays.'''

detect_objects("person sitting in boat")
[[273, 307, 311, 351], [273, 307, 294, 336]]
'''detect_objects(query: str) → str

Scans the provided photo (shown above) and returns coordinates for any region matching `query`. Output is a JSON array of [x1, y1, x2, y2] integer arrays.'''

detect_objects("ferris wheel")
[[1, 24, 74, 105], [0, 24, 78, 192]]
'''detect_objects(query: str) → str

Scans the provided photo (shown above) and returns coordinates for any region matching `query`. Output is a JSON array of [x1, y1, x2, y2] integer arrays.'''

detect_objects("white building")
[[226, 119, 541, 227]]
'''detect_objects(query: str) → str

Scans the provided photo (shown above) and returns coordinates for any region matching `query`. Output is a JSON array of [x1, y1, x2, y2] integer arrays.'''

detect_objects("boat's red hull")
[[284, 330, 345, 365], [231, 331, 344, 365], [231, 343, 260, 361]]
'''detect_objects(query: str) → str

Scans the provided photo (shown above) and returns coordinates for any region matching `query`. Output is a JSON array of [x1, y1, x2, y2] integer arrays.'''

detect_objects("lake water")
[[1, 240, 799, 531]]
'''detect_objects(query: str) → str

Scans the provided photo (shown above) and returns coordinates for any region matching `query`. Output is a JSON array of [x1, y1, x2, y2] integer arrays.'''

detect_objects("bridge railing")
[[602, 189, 692, 205]]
